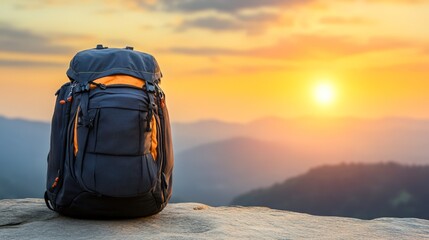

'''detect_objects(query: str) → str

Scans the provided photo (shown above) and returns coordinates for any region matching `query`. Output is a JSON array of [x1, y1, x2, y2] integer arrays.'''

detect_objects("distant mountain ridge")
[[232, 162, 429, 219], [172, 137, 309, 205], [172, 119, 244, 152], [2, 115, 429, 207]]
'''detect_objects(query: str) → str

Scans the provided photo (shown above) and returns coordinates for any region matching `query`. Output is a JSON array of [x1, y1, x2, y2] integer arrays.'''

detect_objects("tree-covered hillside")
[[232, 163, 429, 219]]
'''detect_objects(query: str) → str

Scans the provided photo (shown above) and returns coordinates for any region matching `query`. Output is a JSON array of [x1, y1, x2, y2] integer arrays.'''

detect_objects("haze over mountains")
[[0, 117, 50, 199], [1, 115, 429, 206], [175, 116, 429, 164], [172, 116, 429, 205], [173, 137, 308, 205]]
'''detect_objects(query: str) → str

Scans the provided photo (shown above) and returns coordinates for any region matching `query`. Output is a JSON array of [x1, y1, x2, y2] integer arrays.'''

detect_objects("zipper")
[[156, 87, 167, 176]]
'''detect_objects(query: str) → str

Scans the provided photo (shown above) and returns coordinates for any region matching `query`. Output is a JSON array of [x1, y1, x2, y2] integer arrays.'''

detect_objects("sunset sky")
[[1, 0, 428, 123]]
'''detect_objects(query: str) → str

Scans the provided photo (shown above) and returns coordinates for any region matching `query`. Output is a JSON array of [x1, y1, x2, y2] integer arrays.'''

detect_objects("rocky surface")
[[1, 199, 429, 239]]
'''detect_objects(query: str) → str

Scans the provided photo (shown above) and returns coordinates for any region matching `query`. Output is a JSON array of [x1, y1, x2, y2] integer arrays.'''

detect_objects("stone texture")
[[1, 199, 429, 240]]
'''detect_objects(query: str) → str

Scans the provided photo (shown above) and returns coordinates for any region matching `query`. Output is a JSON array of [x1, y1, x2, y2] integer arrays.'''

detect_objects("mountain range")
[[2, 115, 429, 206], [232, 162, 429, 219]]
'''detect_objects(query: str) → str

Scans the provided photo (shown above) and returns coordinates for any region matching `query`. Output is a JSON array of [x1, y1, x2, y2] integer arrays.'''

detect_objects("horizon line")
[[3, 114, 429, 125]]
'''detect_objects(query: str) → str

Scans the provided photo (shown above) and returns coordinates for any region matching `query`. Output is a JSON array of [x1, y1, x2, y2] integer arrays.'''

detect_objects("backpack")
[[44, 45, 174, 218]]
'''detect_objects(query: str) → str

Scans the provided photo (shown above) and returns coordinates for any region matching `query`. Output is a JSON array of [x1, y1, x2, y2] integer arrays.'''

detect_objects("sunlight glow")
[[314, 83, 335, 106]]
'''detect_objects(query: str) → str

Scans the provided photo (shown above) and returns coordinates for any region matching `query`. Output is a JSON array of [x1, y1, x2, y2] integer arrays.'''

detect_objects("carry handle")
[[96, 44, 108, 49], [95, 44, 133, 50]]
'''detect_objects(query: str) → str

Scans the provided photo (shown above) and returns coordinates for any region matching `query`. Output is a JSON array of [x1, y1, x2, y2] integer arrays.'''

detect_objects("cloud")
[[177, 12, 285, 34], [165, 47, 240, 56], [189, 64, 295, 75], [135, 0, 299, 33], [338, 0, 425, 4], [12, 0, 139, 9], [0, 23, 74, 55], [0, 59, 64, 68], [360, 0, 424, 3], [163, 35, 417, 60], [369, 62, 429, 72], [138, 0, 313, 13], [138, 0, 425, 14], [319, 17, 373, 25], [179, 17, 242, 32], [246, 36, 411, 59]]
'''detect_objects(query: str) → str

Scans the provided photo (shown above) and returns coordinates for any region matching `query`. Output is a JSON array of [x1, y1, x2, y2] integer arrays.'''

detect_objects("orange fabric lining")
[[73, 106, 80, 156], [91, 75, 145, 89], [150, 115, 158, 161]]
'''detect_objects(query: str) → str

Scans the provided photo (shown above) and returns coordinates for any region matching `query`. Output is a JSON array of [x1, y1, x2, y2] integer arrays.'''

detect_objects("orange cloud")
[[165, 35, 419, 61], [188, 64, 296, 75], [363, 0, 424, 3], [319, 17, 373, 25]]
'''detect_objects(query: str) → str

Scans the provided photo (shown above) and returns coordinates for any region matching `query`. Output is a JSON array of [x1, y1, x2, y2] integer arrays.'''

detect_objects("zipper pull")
[[155, 84, 164, 99], [65, 82, 78, 102], [89, 81, 107, 90], [51, 177, 59, 189]]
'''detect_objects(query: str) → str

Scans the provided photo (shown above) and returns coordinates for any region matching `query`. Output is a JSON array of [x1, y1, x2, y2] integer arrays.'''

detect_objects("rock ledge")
[[1, 199, 429, 239]]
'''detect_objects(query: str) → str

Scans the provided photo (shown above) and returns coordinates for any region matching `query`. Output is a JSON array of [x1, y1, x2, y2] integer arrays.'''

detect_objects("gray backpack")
[[44, 45, 174, 218]]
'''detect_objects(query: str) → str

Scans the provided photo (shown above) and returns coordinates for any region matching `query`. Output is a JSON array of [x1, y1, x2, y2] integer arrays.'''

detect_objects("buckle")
[[146, 82, 156, 93]]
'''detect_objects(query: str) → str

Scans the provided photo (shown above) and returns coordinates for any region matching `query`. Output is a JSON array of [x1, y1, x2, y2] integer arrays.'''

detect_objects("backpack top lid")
[[66, 45, 162, 84]]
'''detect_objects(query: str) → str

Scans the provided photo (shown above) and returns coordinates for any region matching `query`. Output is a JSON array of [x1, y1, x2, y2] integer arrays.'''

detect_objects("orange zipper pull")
[[51, 177, 59, 188], [160, 98, 166, 108]]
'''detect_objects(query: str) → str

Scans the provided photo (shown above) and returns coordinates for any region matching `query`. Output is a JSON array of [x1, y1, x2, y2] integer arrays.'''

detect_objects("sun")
[[314, 83, 335, 105]]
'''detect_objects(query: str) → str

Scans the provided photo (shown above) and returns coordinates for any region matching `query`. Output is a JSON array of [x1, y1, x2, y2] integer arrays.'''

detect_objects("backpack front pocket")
[[82, 153, 157, 197], [87, 107, 145, 156]]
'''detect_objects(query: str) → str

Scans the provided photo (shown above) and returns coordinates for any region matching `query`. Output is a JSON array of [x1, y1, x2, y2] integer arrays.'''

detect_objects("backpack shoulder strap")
[[44, 191, 54, 211]]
